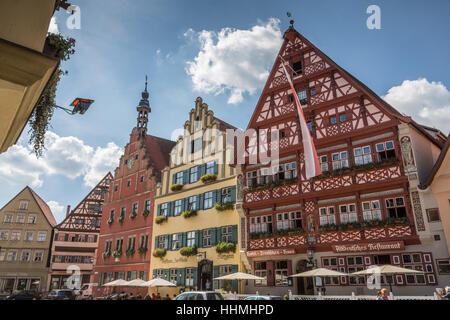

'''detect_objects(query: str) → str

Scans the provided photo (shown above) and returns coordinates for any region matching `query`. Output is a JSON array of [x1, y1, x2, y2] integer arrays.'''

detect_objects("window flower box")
[[182, 210, 197, 219], [107, 218, 114, 225], [215, 242, 236, 254], [126, 249, 135, 257], [180, 246, 197, 257], [214, 202, 235, 211], [319, 224, 338, 233], [276, 227, 305, 237], [200, 174, 217, 184], [113, 250, 122, 258], [118, 216, 125, 223], [245, 177, 298, 192], [153, 248, 167, 258], [249, 232, 273, 240], [142, 210, 150, 218], [130, 212, 138, 220], [170, 184, 184, 192], [155, 216, 168, 224], [102, 251, 111, 259], [138, 247, 148, 255]]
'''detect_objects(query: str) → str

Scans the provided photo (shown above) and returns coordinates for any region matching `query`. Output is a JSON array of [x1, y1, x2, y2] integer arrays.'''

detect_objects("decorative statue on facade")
[[400, 136, 415, 170], [307, 214, 315, 233], [236, 174, 244, 202]]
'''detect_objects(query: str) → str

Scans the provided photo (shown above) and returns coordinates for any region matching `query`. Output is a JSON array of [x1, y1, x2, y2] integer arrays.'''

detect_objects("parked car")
[[45, 289, 76, 300], [244, 295, 283, 300], [174, 291, 224, 300], [78, 283, 95, 299], [5, 290, 43, 300]]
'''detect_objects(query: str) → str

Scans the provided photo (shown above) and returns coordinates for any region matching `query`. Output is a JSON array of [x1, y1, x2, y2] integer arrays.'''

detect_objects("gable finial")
[[145, 75, 148, 92]]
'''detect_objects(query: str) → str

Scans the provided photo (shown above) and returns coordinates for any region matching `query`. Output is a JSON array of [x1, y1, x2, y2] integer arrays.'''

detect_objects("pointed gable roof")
[[247, 25, 444, 148], [144, 134, 176, 173]]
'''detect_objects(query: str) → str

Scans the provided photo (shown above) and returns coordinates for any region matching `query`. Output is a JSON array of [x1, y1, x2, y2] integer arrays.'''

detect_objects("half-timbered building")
[[48, 172, 113, 291], [92, 79, 175, 297], [238, 23, 450, 296]]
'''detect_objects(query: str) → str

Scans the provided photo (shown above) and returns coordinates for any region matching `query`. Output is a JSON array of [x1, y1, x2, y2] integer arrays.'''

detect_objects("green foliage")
[[180, 246, 198, 257], [276, 227, 305, 237], [142, 210, 150, 218], [200, 174, 217, 183], [102, 250, 111, 259], [113, 250, 122, 258], [46, 33, 76, 61], [215, 242, 236, 254], [245, 177, 298, 192], [170, 184, 184, 191], [153, 248, 167, 258], [118, 215, 125, 223], [126, 249, 135, 257], [155, 215, 168, 224], [138, 247, 148, 255], [214, 202, 235, 211], [182, 210, 197, 219], [107, 218, 114, 225], [249, 232, 273, 240], [130, 212, 138, 220]]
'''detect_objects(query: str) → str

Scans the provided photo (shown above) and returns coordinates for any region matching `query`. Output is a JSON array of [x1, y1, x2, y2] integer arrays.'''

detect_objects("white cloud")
[[0, 131, 123, 189], [48, 16, 59, 34], [47, 200, 65, 223], [383, 78, 450, 134], [185, 18, 283, 104]]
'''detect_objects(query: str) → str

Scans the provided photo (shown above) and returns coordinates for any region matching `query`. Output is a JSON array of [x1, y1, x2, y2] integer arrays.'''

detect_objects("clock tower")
[[136, 76, 151, 138]]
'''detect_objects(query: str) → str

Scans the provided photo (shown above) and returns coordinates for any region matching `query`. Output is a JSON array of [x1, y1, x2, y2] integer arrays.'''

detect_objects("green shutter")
[[168, 202, 173, 217], [231, 186, 236, 203], [177, 268, 185, 286], [231, 265, 239, 292], [163, 269, 169, 281], [181, 233, 186, 247], [212, 190, 219, 205], [232, 225, 238, 243], [153, 269, 157, 279], [211, 228, 217, 246], [214, 161, 218, 175], [183, 170, 189, 184], [154, 236, 158, 249], [183, 198, 188, 212], [200, 164, 206, 177], [157, 204, 161, 216], [172, 173, 176, 185], [217, 226, 222, 243], [214, 266, 220, 279], [193, 268, 198, 289], [198, 193, 204, 210], [195, 230, 202, 248], [164, 235, 170, 250]]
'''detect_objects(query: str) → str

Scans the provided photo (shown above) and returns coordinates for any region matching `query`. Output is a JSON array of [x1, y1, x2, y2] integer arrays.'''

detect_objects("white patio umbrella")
[[290, 268, 349, 277], [142, 278, 176, 294], [126, 279, 147, 287], [103, 279, 130, 287], [214, 272, 265, 294], [352, 265, 422, 293]]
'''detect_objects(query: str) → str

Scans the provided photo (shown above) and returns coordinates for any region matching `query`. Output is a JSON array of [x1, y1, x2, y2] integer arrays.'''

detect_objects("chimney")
[[66, 205, 71, 217]]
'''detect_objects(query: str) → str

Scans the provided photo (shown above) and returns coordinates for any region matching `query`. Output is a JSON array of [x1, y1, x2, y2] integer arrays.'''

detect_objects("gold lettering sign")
[[331, 241, 405, 253]]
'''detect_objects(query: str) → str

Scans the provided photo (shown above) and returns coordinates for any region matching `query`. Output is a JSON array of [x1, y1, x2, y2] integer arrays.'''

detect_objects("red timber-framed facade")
[[238, 24, 450, 296], [92, 79, 176, 297], [48, 173, 113, 291]]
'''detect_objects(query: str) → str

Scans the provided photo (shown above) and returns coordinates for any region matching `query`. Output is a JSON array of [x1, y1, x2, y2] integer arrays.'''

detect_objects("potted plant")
[[170, 184, 184, 192], [113, 250, 122, 258], [130, 212, 138, 220], [118, 215, 125, 223], [214, 202, 235, 211], [180, 246, 198, 257], [215, 242, 236, 254], [138, 247, 148, 255], [200, 174, 217, 183], [126, 248, 135, 257], [142, 210, 150, 218], [152, 248, 167, 258], [182, 210, 197, 219], [102, 250, 111, 259], [107, 218, 114, 225], [155, 216, 168, 224]]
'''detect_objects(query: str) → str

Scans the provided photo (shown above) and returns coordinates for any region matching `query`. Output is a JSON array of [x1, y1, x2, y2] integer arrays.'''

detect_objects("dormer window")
[[292, 60, 302, 76]]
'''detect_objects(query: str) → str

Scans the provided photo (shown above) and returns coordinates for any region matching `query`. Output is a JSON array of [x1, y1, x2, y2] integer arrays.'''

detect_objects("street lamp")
[[196, 252, 206, 262], [55, 98, 95, 115]]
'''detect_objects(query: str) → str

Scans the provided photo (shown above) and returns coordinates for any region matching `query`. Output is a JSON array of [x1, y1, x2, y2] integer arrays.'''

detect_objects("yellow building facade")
[[0, 187, 57, 294], [149, 97, 242, 295]]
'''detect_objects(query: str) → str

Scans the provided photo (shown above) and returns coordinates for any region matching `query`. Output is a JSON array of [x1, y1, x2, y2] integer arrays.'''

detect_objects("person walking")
[[376, 291, 383, 300], [381, 288, 389, 300], [151, 293, 156, 300], [156, 292, 162, 300], [164, 294, 171, 300], [144, 294, 151, 300], [439, 286, 450, 300]]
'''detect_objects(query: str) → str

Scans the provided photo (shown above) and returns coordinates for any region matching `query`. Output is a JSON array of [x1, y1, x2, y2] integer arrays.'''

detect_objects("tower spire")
[[136, 75, 151, 138]]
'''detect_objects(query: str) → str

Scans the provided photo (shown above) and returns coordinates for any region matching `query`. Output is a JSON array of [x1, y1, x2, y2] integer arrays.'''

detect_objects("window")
[[330, 116, 337, 125], [402, 254, 425, 284], [319, 207, 336, 226], [331, 151, 349, 170], [187, 231, 196, 247], [285, 162, 297, 179], [354, 146, 372, 165], [191, 138, 202, 154], [109, 209, 115, 220], [185, 196, 196, 211], [140, 234, 148, 249], [7, 250, 18, 262], [120, 207, 126, 220], [11, 230, 21, 241], [33, 251, 44, 262], [297, 90, 307, 105], [3, 213, 13, 224], [127, 236, 136, 251], [202, 229, 211, 247], [132, 203, 138, 214], [362, 200, 382, 221], [144, 200, 151, 212], [426, 208, 440, 222], [190, 166, 199, 183], [19, 201, 29, 210], [257, 168, 270, 185], [160, 203, 168, 216], [275, 261, 288, 286], [310, 88, 316, 96], [194, 116, 202, 131], [171, 234, 181, 250], [174, 200, 183, 216], [339, 113, 347, 122], [292, 61, 302, 76], [221, 226, 233, 243], [206, 160, 216, 175], [20, 250, 31, 262], [339, 204, 357, 224], [16, 214, 25, 224], [373, 255, 391, 265], [376, 141, 396, 161], [246, 171, 257, 188], [126, 180, 131, 187], [307, 121, 313, 133], [385, 197, 406, 218], [27, 214, 37, 224], [0, 230, 8, 240], [250, 215, 272, 234], [255, 262, 267, 286], [157, 235, 167, 249], [114, 185, 118, 192], [185, 268, 194, 287], [437, 259, 450, 274], [319, 155, 328, 172], [25, 231, 34, 241], [277, 212, 302, 230], [203, 192, 214, 209], [221, 188, 232, 204], [115, 238, 124, 251], [0, 249, 5, 261], [175, 171, 184, 185], [140, 175, 144, 183], [37, 231, 47, 242]]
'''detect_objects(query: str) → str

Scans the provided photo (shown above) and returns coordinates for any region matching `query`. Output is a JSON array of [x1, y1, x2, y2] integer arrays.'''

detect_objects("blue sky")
[[1, 0, 450, 223]]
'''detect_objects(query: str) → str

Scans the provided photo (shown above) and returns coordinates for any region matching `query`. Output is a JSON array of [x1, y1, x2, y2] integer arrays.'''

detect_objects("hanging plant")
[[200, 174, 217, 183], [102, 250, 111, 259], [182, 210, 197, 219], [180, 246, 197, 257], [107, 218, 114, 225], [29, 33, 76, 157], [215, 242, 236, 254], [153, 248, 167, 258], [155, 216, 168, 224], [170, 184, 184, 192], [118, 215, 125, 223], [214, 202, 235, 211], [126, 249, 135, 257]]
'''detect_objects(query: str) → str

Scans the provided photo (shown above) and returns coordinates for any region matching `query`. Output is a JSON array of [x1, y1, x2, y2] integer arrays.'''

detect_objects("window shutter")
[[200, 164, 206, 177], [216, 226, 222, 243], [165, 235, 170, 250], [231, 265, 239, 293], [152, 269, 157, 279], [177, 268, 185, 286], [195, 230, 202, 248], [193, 268, 198, 289], [213, 266, 220, 279], [172, 173, 176, 185], [211, 228, 218, 246], [154, 237, 158, 249], [183, 170, 189, 184], [197, 194, 203, 210], [213, 190, 220, 205], [214, 161, 219, 175], [168, 202, 173, 217], [231, 186, 236, 203], [181, 232, 186, 247], [163, 269, 169, 281], [157, 204, 161, 217], [232, 225, 238, 243]]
